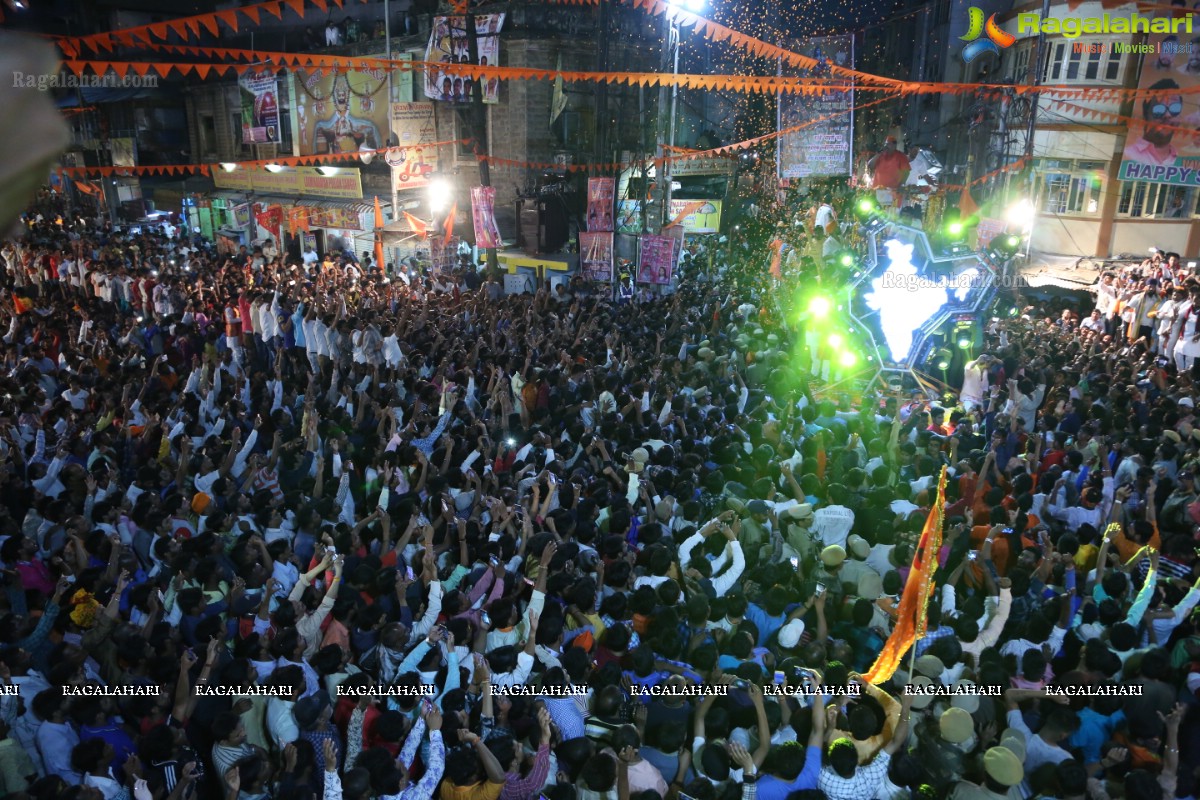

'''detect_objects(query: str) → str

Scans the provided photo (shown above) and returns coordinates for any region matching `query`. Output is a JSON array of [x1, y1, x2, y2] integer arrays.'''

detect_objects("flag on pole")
[[959, 186, 979, 218], [443, 201, 457, 245], [863, 466, 948, 684], [550, 53, 567, 125], [403, 212, 429, 237], [11, 293, 32, 315], [373, 196, 385, 271], [768, 239, 784, 279]]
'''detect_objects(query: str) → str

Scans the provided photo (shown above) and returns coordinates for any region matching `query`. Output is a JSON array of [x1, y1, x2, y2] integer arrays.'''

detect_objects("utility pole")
[[663, 23, 680, 229], [386, 0, 398, 275], [464, 11, 500, 283], [1022, 0, 1053, 168], [595, 1, 610, 165], [654, 12, 673, 232]]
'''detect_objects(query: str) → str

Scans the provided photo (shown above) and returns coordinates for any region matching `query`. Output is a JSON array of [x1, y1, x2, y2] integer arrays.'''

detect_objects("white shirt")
[[267, 697, 300, 748], [1005, 708, 1070, 775], [61, 388, 89, 411], [814, 204, 836, 231], [960, 361, 989, 403], [812, 504, 854, 548]]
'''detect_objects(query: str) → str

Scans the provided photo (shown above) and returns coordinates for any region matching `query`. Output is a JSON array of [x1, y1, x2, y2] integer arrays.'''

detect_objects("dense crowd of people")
[[0, 204, 1195, 800]]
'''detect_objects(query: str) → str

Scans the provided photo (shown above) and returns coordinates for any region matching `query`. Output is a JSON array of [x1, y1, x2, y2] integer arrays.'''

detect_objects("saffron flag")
[[11, 293, 32, 315], [373, 196, 385, 271], [863, 466, 947, 684], [443, 201, 457, 246], [403, 211, 429, 238], [768, 239, 784, 279]]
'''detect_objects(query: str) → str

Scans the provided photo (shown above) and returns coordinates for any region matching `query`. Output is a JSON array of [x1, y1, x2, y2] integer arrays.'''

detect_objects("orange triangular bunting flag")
[[186, 19, 200, 37], [194, 64, 211, 79], [215, 9, 239, 31], [312, 0, 327, 10], [263, 2, 283, 20], [111, 62, 129, 78], [282, 0, 306, 16], [199, 14, 219, 36], [241, 5, 261, 25]]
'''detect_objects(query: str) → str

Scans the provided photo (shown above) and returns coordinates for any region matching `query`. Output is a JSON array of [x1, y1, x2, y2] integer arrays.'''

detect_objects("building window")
[[1042, 40, 1122, 83], [198, 113, 217, 159], [453, 106, 488, 161], [1034, 159, 1104, 215], [1118, 182, 1193, 218], [1007, 41, 1031, 82]]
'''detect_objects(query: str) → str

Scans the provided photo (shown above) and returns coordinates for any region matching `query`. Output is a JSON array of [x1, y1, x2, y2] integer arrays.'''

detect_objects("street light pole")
[[659, 0, 703, 231], [1022, 0, 1052, 164], [386, 0, 399, 273], [464, 12, 500, 283], [663, 22, 679, 229]]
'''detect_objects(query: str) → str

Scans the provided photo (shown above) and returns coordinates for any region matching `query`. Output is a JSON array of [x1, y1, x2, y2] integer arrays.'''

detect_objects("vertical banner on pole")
[[586, 177, 615, 231], [580, 232, 614, 282], [240, 70, 281, 144], [388, 102, 439, 190], [637, 234, 675, 286], [471, 186, 502, 249], [424, 15, 506, 104], [778, 36, 855, 180]]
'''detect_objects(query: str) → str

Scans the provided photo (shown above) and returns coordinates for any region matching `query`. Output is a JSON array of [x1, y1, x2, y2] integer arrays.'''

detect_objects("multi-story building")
[[178, 1, 664, 263], [995, 0, 1199, 261], [864, 0, 1200, 266]]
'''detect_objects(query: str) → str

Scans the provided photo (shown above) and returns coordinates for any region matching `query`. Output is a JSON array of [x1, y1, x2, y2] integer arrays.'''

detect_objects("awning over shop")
[[242, 195, 380, 219], [210, 194, 388, 233], [1018, 251, 1104, 292], [378, 218, 427, 243]]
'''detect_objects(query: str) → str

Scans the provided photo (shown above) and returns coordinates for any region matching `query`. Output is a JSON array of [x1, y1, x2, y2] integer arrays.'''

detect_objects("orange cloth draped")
[[373, 196, 385, 269], [863, 467, 947, 684]]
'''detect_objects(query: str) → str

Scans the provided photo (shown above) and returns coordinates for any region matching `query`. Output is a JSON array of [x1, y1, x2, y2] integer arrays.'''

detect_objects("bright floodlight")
[[864, 239, 952, 363], [429, 178, 452, 212], [1005, 198, 1035, 231], [839, 351, 858, 368], [808, 296, 831, 318], [219, 163, 238, 172], [947, 221, 964, 236], [957, 335, 972, 349], [828, 333, 843, 349], [264, 164, 285, 173], [839, 253, 854, 268], [669, 0, 706, 9], [317, 167, 340, 177]]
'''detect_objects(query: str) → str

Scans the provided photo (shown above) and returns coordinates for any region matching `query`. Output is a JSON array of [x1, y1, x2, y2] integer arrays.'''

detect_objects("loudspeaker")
[[537, 196, 568, 254]]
